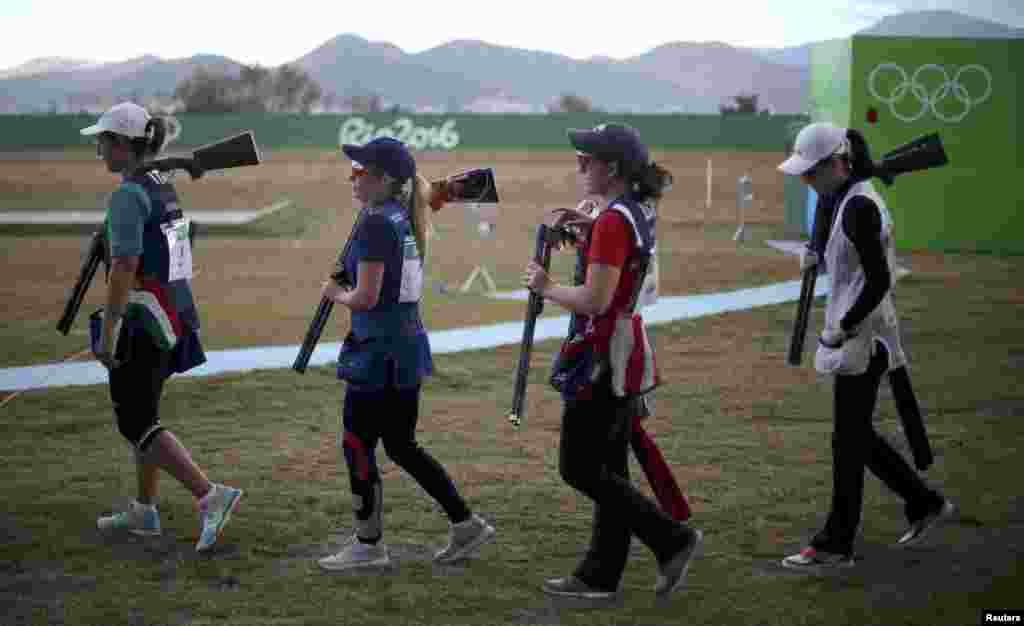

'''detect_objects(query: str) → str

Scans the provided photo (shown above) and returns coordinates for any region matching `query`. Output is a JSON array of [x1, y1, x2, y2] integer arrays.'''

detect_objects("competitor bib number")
[[399, 236, 423, 303], [162, 218, 193, 282]]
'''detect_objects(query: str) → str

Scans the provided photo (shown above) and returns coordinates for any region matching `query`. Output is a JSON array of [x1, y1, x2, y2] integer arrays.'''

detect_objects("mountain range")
[[1, 10, 1019, 115]]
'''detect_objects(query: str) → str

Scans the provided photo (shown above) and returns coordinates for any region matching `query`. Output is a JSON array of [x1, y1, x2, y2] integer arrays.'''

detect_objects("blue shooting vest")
[[337, 199, 432, 390], [130, 170, 206, 374]]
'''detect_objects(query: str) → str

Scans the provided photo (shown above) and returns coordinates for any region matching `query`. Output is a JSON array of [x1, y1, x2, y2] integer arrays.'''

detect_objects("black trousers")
[[559, 387, 690, 590], [342, 384, 471, 526], [813, 342, 943, 554]]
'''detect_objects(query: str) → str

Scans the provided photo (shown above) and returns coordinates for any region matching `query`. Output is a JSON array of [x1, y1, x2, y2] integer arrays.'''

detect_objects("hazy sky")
[[1, 0, 1021, 69]]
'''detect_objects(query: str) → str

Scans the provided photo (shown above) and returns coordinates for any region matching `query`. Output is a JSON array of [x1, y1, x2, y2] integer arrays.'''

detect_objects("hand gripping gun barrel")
[[292, 216, 360, 374], [507, 222, 580, 428]]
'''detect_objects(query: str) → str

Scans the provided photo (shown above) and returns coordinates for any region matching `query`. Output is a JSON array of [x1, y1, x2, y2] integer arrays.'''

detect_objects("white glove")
[[819, 326, 855, 349], [799, 247, 819, 272]]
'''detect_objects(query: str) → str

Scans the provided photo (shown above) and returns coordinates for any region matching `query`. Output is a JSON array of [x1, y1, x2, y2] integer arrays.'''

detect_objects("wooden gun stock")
[[57, 231, 105, 335], [508, 224, 553, 428]]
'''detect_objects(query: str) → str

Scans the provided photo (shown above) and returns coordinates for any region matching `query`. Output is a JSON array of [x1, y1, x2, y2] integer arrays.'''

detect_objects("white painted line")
[[0, 203, 291, 226], [0, 279, 830, 392]]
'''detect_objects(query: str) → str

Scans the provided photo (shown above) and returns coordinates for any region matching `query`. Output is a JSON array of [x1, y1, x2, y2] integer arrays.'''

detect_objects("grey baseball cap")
[[778, 122, 848, 175]]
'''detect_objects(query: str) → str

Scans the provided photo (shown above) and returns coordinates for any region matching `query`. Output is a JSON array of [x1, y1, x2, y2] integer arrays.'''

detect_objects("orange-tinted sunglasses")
[[349, 163, 368, 182]]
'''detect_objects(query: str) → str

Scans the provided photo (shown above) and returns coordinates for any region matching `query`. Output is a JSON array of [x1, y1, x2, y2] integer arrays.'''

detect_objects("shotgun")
[[508, 224, 554, 428]]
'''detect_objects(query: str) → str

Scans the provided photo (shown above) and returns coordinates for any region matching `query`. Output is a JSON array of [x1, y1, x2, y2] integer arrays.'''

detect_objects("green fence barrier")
[[0, 113, 807, 152]]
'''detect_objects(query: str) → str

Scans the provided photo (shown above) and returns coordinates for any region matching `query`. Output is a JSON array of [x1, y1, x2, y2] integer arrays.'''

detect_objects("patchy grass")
[[1, 247, 1022, 626]]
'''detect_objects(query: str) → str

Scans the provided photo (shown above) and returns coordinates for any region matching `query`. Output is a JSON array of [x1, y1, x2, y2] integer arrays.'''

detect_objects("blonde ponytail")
[[409, 174, 432, 266]]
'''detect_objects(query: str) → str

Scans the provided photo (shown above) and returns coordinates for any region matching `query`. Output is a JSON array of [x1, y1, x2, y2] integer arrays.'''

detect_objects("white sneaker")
[[318, 536, 391, 571], [195, 484, 244, 552], [97, 500, 162, 536], [434, 514, 496, 564]]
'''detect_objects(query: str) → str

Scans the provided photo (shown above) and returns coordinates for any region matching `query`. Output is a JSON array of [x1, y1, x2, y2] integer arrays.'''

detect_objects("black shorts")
[[108, 329, 171, 451]]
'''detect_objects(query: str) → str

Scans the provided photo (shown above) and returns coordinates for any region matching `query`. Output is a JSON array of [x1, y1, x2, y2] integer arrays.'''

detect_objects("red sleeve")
[[588, 210, 632, 268]]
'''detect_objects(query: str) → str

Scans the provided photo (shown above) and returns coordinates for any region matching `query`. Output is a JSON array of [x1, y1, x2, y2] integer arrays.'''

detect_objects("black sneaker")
[[541, 575, 617, 599], [655, 527, 703, 597], [896, 499, 955, 548]]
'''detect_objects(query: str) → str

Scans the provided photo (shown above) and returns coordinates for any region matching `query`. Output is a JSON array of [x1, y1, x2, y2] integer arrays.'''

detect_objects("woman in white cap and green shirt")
[[81, 102, 242, 552], [778, 122, 953, 571]]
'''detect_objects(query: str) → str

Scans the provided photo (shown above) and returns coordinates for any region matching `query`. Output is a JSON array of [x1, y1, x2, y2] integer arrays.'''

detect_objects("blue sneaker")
[[195, 484, 243, 552], [97, 500, 162, 536]]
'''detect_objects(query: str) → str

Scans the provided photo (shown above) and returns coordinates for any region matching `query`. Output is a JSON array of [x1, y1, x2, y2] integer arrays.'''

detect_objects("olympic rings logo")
[[867, 63, 992, 123]]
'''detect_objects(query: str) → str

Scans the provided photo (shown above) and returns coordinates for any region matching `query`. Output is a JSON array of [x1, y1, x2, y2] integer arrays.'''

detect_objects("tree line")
[[174, 65, 765, 115]]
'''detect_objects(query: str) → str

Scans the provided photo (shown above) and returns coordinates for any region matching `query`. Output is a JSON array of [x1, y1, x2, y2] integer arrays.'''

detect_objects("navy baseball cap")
[[567, 123, 649, 175], [342, 136, 416, 181]]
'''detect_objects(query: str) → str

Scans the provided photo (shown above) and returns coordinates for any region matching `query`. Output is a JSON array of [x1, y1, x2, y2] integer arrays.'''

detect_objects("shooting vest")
[[816, 179, 907, 376], [111, 170, 205, 374], [337, 199, 432, 390], [554, 196, 660, 398]]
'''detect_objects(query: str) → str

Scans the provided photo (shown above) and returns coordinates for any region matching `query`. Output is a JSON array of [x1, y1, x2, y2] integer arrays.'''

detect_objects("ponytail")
[[131, 116, 168, 159], [408, 174, 432, 267], [845, 128, 875, 181], [631, 161, 673, 204]]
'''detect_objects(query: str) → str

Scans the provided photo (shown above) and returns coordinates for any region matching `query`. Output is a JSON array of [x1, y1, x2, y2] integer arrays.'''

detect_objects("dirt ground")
[[0, 148, 785, 222], [2, 149, 800, 357]]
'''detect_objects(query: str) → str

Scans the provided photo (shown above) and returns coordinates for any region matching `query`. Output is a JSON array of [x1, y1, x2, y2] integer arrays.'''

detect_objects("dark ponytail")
[[845, 128, 876, 181], [631, 161, 673, 204], [131, 116, 167, 159]]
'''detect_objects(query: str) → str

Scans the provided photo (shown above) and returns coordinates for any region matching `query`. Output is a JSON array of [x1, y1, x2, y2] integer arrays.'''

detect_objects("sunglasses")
[[349, 163, 382, 182]]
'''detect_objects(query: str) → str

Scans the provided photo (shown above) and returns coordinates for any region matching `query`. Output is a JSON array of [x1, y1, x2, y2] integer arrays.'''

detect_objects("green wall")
[[851, 36, 1023, 253], [809, 38, 853, 125], [803, 35, 1022, 253], [0, 113, 806, 152]]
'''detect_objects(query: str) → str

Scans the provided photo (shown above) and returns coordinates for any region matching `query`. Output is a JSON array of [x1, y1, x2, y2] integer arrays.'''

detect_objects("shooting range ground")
[[1, 143, 1022, 626], [1, 147, 796, 368]]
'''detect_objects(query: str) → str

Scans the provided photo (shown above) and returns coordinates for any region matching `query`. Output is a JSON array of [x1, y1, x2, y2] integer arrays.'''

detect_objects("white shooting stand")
[[458, 202, 498, 295], [734, 174, 753, 243]]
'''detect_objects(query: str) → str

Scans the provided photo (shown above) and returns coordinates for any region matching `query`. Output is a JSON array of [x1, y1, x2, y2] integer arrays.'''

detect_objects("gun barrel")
[[507, 224, 552, 427], [787, 267, 818, 366], [57, 232, 104, 335], [293, 298, 334, 373]]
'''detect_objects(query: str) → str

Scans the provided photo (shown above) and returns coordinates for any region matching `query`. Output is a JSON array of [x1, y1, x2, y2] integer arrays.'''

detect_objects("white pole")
[[706, 158, 713, 212]]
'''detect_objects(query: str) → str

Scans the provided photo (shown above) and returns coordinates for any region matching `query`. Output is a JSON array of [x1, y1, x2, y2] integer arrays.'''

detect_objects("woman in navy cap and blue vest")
[[81, 102, 242, 552], [317, 137, 496, 571], [523, 123, 702, 599]]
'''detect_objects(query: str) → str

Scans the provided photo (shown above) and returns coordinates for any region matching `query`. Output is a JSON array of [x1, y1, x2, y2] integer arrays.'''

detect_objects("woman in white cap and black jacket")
[[316, 137, 495, 571], [524, 123, 702, 599], [778, 122, 954, 571], [82, 102, 243, 552]]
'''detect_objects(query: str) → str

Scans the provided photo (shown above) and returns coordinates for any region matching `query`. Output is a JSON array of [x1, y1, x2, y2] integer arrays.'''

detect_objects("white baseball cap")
[[778, 122, 848, 175], [79, 102, 151, 138]]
